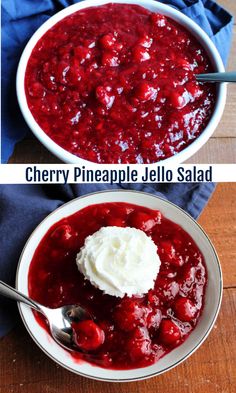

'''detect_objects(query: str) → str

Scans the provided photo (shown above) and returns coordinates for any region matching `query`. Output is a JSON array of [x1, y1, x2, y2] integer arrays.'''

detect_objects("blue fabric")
[[0, 182, 215, 337], [1, 0, 233, 163]]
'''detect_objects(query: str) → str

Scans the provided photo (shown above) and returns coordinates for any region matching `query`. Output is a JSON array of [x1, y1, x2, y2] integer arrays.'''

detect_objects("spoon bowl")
[[42, 304, 92, 351], [0, 280, 91, 352]]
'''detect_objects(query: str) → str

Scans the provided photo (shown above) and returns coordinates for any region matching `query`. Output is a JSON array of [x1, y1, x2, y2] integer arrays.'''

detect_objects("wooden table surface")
[[8, 1, 236, 164], [0, 183, 236, 393]]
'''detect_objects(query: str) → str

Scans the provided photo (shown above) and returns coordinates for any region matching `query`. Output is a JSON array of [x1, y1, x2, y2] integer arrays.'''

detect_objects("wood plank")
[[8, 138, 62, 164], [227, 26, 236, 71], [214, 26, 236, 138], [186, 137, 236, 163], [198, 183, 236, 288], [218, 0, 236, 17], [216, 83, 236, 138], [0, 288, 235, 393]]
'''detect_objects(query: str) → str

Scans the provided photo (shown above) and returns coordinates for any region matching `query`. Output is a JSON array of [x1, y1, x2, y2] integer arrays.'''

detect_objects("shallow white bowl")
[[16, 0, 226, 165], [16, 190, 222, 382]]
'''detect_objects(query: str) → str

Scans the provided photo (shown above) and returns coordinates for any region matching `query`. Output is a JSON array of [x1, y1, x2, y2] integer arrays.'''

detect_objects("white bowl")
[[16, 190, 222, 382], [16, 0, 226, 165]]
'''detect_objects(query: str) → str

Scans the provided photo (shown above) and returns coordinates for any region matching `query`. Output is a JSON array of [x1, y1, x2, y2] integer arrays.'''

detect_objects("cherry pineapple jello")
[[28, 202, 207, 369], [25, 3, 216, 163]]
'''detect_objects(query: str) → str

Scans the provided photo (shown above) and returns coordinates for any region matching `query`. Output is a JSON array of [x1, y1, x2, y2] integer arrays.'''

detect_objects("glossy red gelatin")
[[25, 3, 216, 163], [28, 202, 207, 370]]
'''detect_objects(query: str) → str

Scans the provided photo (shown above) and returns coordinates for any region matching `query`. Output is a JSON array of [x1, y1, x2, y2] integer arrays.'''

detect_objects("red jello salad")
[[28, 202, 207, 370], [25, 3, 215, 163]]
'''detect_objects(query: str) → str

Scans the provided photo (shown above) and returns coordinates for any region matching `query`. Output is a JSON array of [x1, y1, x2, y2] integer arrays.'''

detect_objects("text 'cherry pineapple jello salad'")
[[28, 202, 207, 369]]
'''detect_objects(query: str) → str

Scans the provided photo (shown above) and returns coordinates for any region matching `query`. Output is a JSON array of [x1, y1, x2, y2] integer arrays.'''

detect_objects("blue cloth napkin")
[[0, 182, 215, 338], [1, 0, 233, 163]]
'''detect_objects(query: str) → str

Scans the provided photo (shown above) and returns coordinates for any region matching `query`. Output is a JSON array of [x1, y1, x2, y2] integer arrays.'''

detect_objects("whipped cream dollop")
[[76, 226, 161, 298]]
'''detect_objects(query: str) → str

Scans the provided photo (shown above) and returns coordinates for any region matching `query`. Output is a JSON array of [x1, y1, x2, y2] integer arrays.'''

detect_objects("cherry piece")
[[135, 82, 157, 101], [50, 224, 76, 248], [101, 52, 119, 67], [28, 82, 45, 98], [74, 46, 91, 64], [114, 299, 148, 332], [127, 327, 152, 361], [132, 46, 151, 62], [150, 13, 166, 27], [100, 34, 116, 49], [147, 309, 162, 330], [160, 240, 184, 266], [159, 319, 181, 346], [96, 85, 115, 108], [138, 35, 153, 48], [174, 297, 196, 322], [72, 320, 105, 351], [105, 217, 125, 227], [129, 211, 159, 232], [169, 91, 187, 109]]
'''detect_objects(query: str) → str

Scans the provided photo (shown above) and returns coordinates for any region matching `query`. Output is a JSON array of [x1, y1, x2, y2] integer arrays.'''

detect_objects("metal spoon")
[[0, 280, 91, 352], [196, 71, 236, 83]]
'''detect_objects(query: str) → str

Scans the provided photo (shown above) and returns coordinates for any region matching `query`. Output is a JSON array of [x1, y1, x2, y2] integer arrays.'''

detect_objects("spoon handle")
[[0, 280, 41, 312], [196, 71, 236, 83]]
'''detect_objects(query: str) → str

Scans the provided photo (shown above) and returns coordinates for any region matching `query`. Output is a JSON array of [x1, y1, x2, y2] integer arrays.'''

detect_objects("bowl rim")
[[15, 189, 223, 382], [16, 0, 227, 165]]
